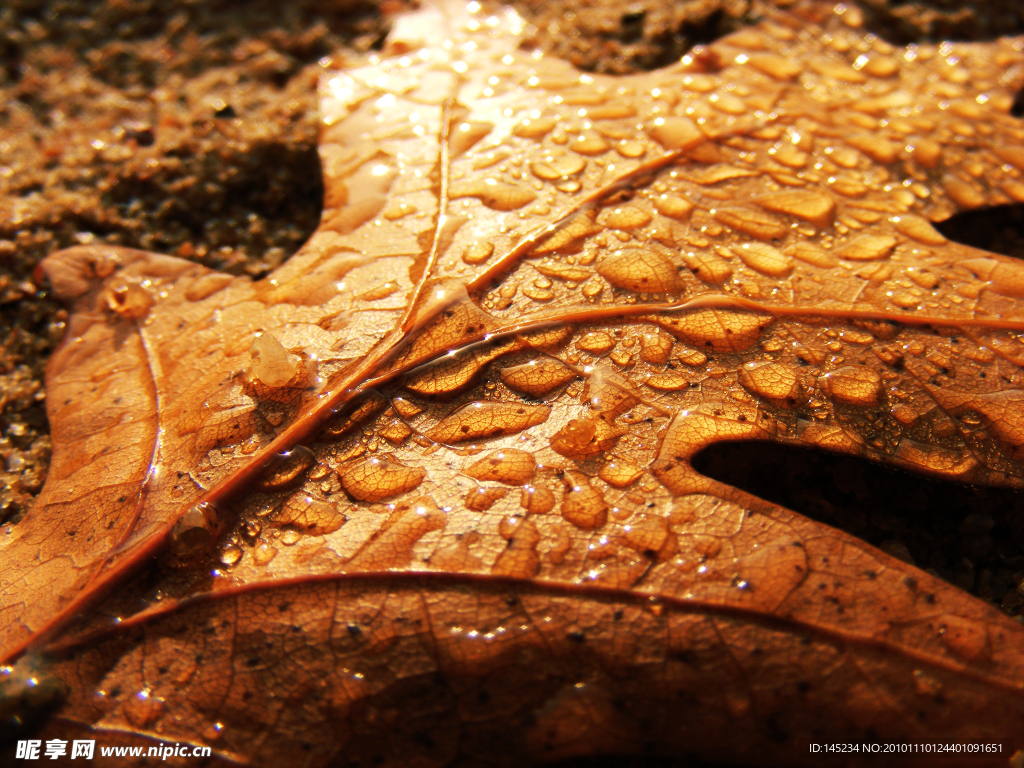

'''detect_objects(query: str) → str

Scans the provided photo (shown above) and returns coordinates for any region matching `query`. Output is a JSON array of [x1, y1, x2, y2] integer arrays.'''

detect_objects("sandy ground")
[[2, 0, 1024, 613]]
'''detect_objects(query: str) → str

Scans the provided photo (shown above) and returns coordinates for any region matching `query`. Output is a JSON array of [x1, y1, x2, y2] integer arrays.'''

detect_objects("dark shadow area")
[[1012, 85, 1024, 119], [859, 0, 1024, 44], [104, 139, 325, 278], [692, 441, 1024, 614], [933, 203, 1024, 262]]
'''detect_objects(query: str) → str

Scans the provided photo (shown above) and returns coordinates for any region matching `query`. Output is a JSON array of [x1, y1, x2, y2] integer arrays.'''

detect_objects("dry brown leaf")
[[4, 1, 1024, 764]]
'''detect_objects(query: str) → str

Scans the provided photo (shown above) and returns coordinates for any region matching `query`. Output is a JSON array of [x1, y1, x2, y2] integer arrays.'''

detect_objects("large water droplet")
[[818, 366, 883, 406], [738, 361, 803, 406], [427, 402, 550, 443], [645, 115, 705, 150], [561, 471, 608, 529], [249, 333, 300, 388], [732, 242, 792, 277], [596, 248, 686, 293], [835, 234, 897, 261], [648, 309, 772, 353], [501, 359, 577, 397], [464, 448, 536, 485], [713, 207, 788, 241], [756, 190, 836, 229], [337, 457, 426, 502], [491, 515, 541, 578], [550, 414, 625, 459], [275, 494, 346, 535], [449, 179, 537, 211], [258, 446, 317, 491], [346, 498, 446, 570]]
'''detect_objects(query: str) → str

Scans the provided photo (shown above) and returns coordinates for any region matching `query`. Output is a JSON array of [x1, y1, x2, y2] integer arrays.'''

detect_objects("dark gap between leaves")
[[860, 1, 1024, 45], [933, 203, 1024, 262], [1012, 85, 1024, 118], [691, 440, 1024, 615]]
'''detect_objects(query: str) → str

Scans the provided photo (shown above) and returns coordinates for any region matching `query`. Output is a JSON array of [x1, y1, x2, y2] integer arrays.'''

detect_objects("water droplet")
[[320, 391, 387, 439], [596, 248, 686, 293], [280, 530, 302, 546], [892, 215, 948, 248], [713, 207, 788, 241], [512, 116, 556, 139], [905, 136, 942, 169], [561, 471, 608, 529], [599, 459, 643, 488], [942, 174, 986, 209], [530, 154, 586, 180], [862, 54, 898, 77], [756, 190, 835, 229], [275, 494, 346, 535], [170, 503, 225, 558], [959, 258, 1024, 298], [597, 205, 652, 230], [818, 366, 883, 406], [569, 132, 610, 156], [550, 414, 626, 459], [534, 261, 591, 282], [936, 616, 989, 662], [449, 179, 537, 210], [787, 242, 839, 268], [846, 134, 898, 164], [405, 342, 512, 396], [622, 513, 669, 554], [337, 457, 426, 502], [649, 309, 772, 352], [491, 515, 541, 578], [677, 348, 707, 366], [682, 251, 733, 284], [392, 397, 422, 418], [771, 143, 808, 168], [835, 234, 897, 261], [732, 242, 792, 277], [202, 722, 226, 742], [520, 483, 556, 514], [449, 120, 493, 157], [523, 282, 555, 301], [688, 164, 759, 185], [709, 91, 746, 115], [252, 542, 277, 565], [651, 193, 693, 220], [462, 241, 495, 266], [639, 329, 673, 364], [645, 372, 691, 391], [577, 331, 616, 354], [249, 332, 300, 388], [500, 359, 577, 397], [746, 52, 803, 80], [357, 280, 401, 301], [645, 115, 705, 150], [346, 497, 446, 570], [464, 448, 536, 485], [465, 486, 508, 511], [427, 402, 550, 443], [219, 545, 242, 566], [258, 446, 317, 492], [739, 361, 802, 405]]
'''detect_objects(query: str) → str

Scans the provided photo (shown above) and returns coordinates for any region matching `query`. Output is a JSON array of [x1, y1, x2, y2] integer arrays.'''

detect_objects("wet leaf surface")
[[4, 1, 1024, 765]]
